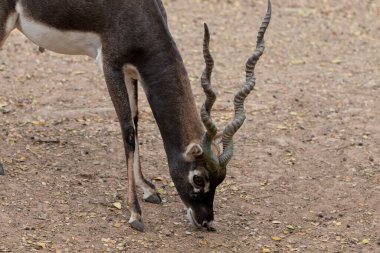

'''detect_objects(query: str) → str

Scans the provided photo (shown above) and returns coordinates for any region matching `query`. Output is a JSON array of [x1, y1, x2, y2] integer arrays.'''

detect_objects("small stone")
[[162, 229, 172, 237], [185, 231, 192, 235]]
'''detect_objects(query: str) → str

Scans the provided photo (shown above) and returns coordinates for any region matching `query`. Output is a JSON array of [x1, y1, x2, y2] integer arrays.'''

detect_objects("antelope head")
[[173, 1, 272, 231]]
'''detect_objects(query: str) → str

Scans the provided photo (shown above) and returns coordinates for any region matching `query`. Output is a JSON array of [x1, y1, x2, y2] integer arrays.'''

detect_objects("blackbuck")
[[0, 0, 271, 231]]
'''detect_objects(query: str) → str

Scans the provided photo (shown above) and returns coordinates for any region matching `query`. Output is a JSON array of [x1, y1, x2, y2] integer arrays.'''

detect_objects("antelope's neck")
[[126, 0, 205, 160], [136, 48, 204, 159]]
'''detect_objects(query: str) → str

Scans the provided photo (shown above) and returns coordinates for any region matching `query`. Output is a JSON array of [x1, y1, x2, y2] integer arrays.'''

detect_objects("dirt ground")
[[1, 0, 379, 252]]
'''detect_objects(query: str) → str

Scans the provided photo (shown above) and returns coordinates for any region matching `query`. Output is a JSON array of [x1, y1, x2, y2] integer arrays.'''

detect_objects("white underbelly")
[[15, 3, 101, 59]]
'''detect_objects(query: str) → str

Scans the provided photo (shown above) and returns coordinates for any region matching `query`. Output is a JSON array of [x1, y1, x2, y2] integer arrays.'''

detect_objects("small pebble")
[[162, 229, 172, 237], [185, 231, 192, 235], [0, 164, 5, 176]]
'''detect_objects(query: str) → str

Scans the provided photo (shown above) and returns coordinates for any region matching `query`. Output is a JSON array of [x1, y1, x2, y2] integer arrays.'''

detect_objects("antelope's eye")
[[193, 175, 204, 187]]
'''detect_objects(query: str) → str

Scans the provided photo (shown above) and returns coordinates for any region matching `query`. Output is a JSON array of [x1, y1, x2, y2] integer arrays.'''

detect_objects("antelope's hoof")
[[144, 192, 162, 204], [207, 226, 216, 232], [129, 219, 144, 232]]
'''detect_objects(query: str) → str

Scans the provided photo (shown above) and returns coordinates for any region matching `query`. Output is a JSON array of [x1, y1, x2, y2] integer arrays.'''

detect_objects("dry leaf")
[[36, 242, 46, 249], [30, 120, 47, 126], [113, 202, 122, 210], [156, 188, 166, 195], [362, 239, 370, 244], [331, 58, 342, 64], [286, 225, 295, 230], [199, 239, 208, 247], [291, 59, 306, 65], [298, 9, 306, 17], [277, 124, 288, 130]]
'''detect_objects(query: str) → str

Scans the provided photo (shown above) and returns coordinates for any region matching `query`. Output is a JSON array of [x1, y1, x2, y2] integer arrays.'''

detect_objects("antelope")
[[0, 0, 271, 231]]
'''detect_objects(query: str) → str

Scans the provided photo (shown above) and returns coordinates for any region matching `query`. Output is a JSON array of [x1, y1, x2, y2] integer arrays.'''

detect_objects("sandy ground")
[[1, 0, 379, 252]]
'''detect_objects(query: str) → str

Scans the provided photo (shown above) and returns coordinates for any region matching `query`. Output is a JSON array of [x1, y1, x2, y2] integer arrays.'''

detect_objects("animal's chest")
[[15, 3, 102, 59]]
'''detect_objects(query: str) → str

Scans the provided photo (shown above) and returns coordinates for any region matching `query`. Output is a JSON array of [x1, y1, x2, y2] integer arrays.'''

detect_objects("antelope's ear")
[[183, 143, 203, 161]]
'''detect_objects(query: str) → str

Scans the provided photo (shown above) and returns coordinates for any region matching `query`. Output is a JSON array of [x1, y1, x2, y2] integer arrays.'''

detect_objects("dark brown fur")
[[1, 0, 270, 231], [1, 0, 206, 231]]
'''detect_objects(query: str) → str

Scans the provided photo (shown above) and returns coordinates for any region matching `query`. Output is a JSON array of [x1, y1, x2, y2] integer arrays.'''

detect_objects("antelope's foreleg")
[[103, 63, 144, 232], [124, 75, 162, 204], [0, 4, 17, 48]]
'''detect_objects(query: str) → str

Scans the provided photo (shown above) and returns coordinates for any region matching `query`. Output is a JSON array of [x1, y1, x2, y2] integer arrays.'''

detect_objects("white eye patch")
[[188, 170, 210, 193]]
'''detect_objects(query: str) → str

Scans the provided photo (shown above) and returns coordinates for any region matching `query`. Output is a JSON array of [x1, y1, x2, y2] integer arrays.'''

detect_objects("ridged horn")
[[219, 0, 272, 167], [200, 23, 218, 141]]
